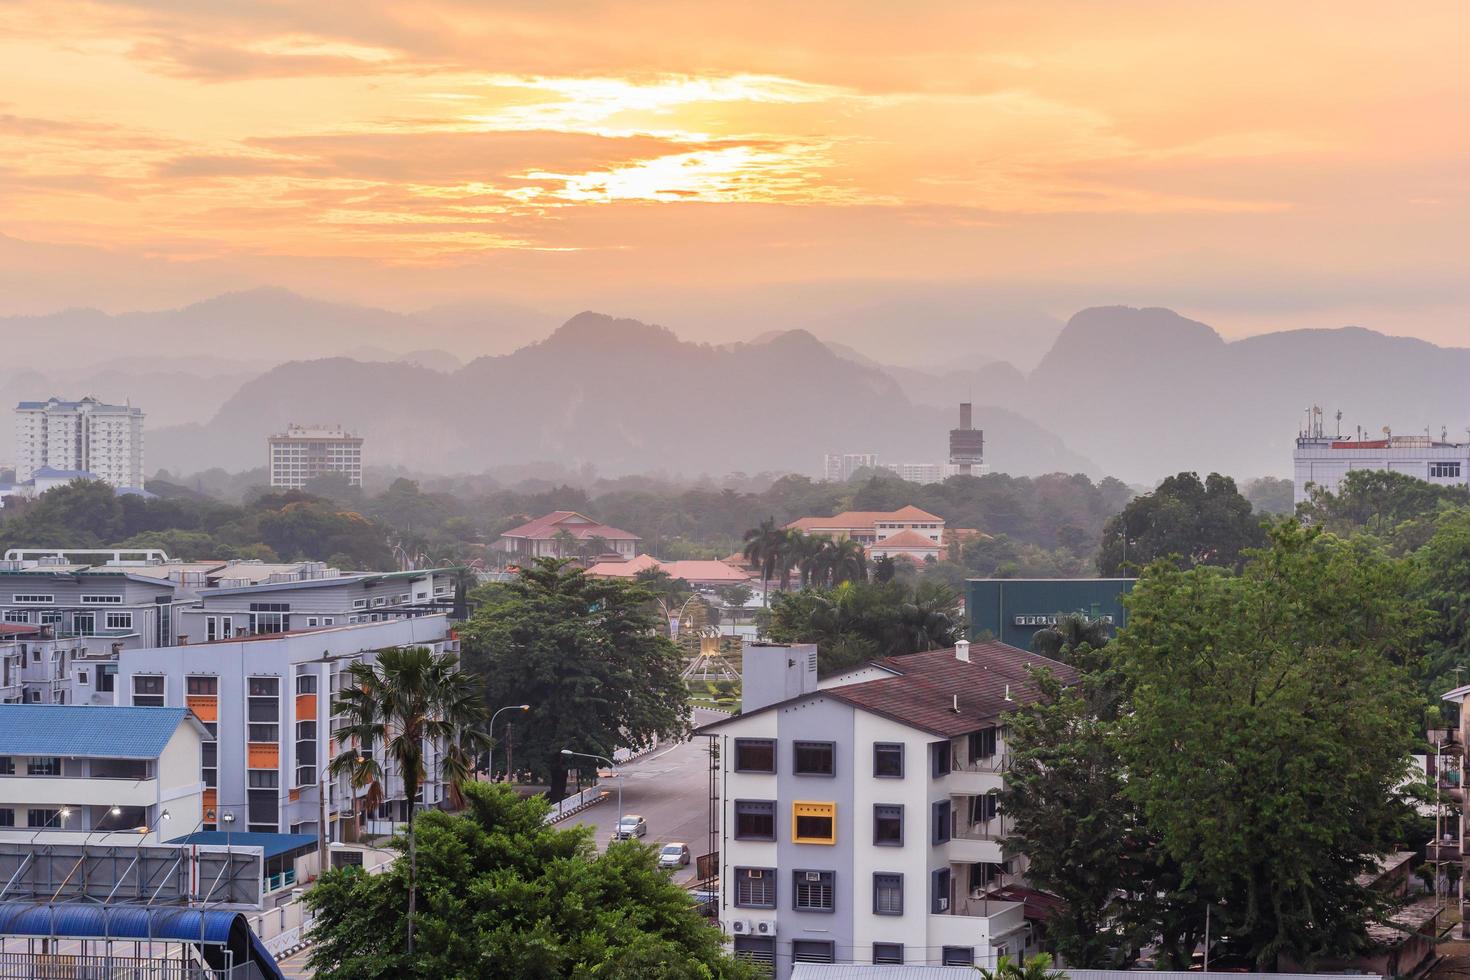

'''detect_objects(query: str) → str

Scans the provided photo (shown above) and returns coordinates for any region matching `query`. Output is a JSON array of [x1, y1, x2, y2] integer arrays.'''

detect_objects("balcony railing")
[[952, 753, 1008, 774], [952, 814, 1011, 841]]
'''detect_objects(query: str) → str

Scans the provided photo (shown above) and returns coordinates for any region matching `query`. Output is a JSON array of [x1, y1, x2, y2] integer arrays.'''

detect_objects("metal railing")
[[0, 952, 270, 980], [952, 814, 1011, 841], [951, 752, 1008, 774]]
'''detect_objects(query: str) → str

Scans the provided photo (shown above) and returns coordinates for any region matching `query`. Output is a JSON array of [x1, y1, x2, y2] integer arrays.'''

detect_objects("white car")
[[658, 842, 691, 868], [614, 814, 648, 840]]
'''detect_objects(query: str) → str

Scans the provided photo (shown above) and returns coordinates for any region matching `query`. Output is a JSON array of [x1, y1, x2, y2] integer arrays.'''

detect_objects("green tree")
[[1029, 612, 1112, 664], [762, 579, 964, 675], [742, 518, 787, 604], [1298, 469, 1469, 539], [1413, 507, 1470, 694], [327, 647, 488, 954], [462, 559, 690, 800], [1116, 522, 1423, 968], [306, 782, 756, 980], [975, 952, 1065, 980], [824, 536, 868, 586], [1097, 472, 1265, 575]]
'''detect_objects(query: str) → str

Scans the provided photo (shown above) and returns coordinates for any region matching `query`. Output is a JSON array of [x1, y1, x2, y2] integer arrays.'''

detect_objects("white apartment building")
[[701, 640, 1072, 975], [268, 425, 364, 489], [1294, 431, 1470, 507], [823, 453, 879, 483], [0, 703, 206, 845], [14, 397, 145, 489], [112, 615, 457, 842]]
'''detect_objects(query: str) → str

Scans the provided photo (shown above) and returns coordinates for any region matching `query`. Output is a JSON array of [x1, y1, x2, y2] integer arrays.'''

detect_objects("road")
[[564, 707, 725, 888]]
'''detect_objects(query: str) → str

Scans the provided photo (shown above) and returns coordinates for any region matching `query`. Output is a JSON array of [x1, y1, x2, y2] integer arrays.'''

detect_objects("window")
[[3, 611, 29, 624], [372, 596, 387, 608], [733, 800, 776, 840], [27, 757, 61, 776], [734, 867, 776, 908], [352, 599, 368, 610], [295, 674, 317, 695], [10, 594, 54, 604], [942, 947, 976, 966], [732, 937, 775, 967], [186, 676, 217, 696], [71, 612, 95, 635], [1431, 462, 1462, 479], [79, 594, 123, 605], [969, 727, 998, 761], [296, 720, 318, 786], [248, 770, 279, 788], [96, 664, 117, 693], [247, 788, 278, 832], [104, 612, 133, 631], [873, 943, 904, 965], [792, 940, 835, 963], [874, 804, 903, 846], [932, 867, 952, 913], [873, 742, 904, 778], [932, 799, 952, 844], [77, 670, 89, 686], [793, 740, 835, 776], [133, 675, 165, 707], [970, 792, 1000, 825], [793, 801, 836, 844], [930, 740, 952, 777], [321, 617, 334, 626], [873, 872, 904, 915], [248, 676, 280, 742], [792, 870, 835, 912], [733, 738, 776, 773], [0, 757, 13, 775], [202, 741, 217, 788], [0, 809, 13, 828], [28, 808, 62, 828], [39, 612, 62, 627]]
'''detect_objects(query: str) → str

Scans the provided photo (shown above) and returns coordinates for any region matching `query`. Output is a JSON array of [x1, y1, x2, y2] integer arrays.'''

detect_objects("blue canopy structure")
[[0, 902, 285, 980]]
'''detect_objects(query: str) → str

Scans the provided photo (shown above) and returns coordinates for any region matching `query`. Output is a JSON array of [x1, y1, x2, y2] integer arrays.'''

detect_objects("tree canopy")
[[461, 559, 690, 799], [1097, 471, 1265, 575], [760, 579, 963, 675], [306, 782, 755, 979]]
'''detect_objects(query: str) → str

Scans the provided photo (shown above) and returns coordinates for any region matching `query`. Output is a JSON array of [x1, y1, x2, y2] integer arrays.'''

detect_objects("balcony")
[[929, 899, 1026, 964]]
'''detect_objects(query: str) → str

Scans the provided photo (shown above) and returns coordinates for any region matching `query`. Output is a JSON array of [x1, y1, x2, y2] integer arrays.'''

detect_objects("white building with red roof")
[[786, 506, 945, 561], [494, 511, 640, 561]]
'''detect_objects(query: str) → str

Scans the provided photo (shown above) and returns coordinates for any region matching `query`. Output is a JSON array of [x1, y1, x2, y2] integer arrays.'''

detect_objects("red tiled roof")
[[787, 505, 943, 533], [991, 885, 1067, 922], [825, 641, 1077, 737], [869, 529, 943, 551], [587, 556, 752, 584], [0, 623, 42, 637], [499, 510, 640, 541]]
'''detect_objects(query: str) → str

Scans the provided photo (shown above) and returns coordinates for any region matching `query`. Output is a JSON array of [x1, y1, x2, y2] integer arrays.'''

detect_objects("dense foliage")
[[1003, 523, 1425, 969], [1097, 471, 1266, 575], [306, 782, 754, 980], [759, 579, 964, 675], [461, 559, 691, 800]]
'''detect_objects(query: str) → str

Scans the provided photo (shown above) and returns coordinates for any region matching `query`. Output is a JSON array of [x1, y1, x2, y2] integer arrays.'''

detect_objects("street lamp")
[[26, 807, 71, 845], [488, 704, 531, 781], [560, 749, 621, 838]]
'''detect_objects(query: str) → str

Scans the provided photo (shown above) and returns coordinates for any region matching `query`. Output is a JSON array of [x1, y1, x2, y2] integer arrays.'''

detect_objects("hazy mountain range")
[[2, 291, 1466, 483]]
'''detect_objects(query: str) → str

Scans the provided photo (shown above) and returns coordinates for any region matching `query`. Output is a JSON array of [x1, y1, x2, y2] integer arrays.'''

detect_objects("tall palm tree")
[[743, 518, 787, 606], [1029, 611, 1112, 661], [825, 537, 868, 586], [551, 528, 579, 560], [793, 532, 828, 588], [329, 646, 487, 954]]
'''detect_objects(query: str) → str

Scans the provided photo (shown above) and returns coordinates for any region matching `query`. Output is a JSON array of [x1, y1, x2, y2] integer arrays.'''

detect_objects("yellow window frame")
[[792, 801, 837, 844]]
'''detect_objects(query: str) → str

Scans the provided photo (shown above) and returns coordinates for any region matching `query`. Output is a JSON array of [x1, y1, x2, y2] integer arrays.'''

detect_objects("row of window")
[[9, 594, 123, 605], [731, 867, 970, 921], [0, 808, 72, 828], [733, 796, 999, 846], [734, 731, 998, 779], [2, 610, 133, 631], [0, 757, 61, 776]]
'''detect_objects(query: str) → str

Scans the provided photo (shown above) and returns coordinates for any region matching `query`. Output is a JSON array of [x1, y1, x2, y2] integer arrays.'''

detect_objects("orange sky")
[[1, 0, 1467, 347]]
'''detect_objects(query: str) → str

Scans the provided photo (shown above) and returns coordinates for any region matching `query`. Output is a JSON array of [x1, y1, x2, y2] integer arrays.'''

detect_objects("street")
[[563, 707, 725, 888]]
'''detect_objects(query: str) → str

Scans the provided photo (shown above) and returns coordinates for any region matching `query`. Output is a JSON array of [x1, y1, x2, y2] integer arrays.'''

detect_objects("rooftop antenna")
[[1335, 410, 1342, 438]]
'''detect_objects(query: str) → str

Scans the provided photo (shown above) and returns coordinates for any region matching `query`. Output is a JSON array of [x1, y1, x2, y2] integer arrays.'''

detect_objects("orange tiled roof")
[[870, 529, 943, 550], [786, 505, 942, 532]]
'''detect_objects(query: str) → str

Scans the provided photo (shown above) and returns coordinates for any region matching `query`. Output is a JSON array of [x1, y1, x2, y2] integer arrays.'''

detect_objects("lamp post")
[[560, 749, 621, 839], [26, 806, 72, 845], [488, 704, 531, 781]]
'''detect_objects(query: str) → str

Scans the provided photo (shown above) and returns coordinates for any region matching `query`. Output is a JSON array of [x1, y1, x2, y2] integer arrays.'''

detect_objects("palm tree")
[[976, 953, 1064, 980], [1029, 611, 1112, 661], [551, 528, 579, 560], [825, 537, 868, 586], [793, 532, 828, 588], [743, 518, 787, 606], [329, 646, 487, 954], [887, 581, 963, 654]]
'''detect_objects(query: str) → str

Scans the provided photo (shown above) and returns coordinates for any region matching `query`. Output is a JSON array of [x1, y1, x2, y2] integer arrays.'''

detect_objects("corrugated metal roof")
[[0, 705, 192, 759], [169, 831, 317, 860], [0, 901, 236, 943], [793, 969, 1377, 980]]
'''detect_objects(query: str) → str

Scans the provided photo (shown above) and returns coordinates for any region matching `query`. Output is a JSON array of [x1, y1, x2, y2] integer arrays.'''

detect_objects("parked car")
[[658, 842, 691, 868], [614, 814, 648, 839]]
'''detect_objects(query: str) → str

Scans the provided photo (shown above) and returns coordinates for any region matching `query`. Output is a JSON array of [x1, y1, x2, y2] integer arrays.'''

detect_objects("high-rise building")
[[948, 402, 984, 477], [821, 452, 879, 483], [14, 396, 145, 489], [268, 425, 364, 489], [1293, 408, 1470, 506]]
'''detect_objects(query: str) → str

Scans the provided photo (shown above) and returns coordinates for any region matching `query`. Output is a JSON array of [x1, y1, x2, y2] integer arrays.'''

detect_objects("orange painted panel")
[[295, 693, 317, 720], [248, 743, 280, 769], [186, 695, 217, 722], [289, 788, 300, 802], [202, 788, 217, 809]]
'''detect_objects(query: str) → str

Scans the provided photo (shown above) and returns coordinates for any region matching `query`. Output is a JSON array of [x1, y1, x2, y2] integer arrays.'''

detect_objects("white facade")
[[268, 425, 364, 489], [822, 453, 879, 483], [1293, 434, 1470, 506], [14, 397, 145, 489]]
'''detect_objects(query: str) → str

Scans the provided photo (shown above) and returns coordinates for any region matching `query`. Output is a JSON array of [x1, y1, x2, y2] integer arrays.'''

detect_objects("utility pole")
[[506, 722, 514, 783], [317, 773, 329, 876]]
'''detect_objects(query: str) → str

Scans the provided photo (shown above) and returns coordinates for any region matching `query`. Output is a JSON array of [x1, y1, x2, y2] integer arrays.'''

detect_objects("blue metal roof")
[[0, 903, 285, 980], [0, 705, 191, 759], [169, 832, 318, 860], [30, 467, 97, 479]]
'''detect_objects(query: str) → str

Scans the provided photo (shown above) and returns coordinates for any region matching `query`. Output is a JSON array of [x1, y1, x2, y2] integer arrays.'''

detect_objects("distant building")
[[268, 425, 364, 489], [14, 396, 145, 490], [949, 402, 985, 477], [0, 703, 207, 845], [823, 452, 879, 483], [585, 554, 751, 588], [880, 462, 963, 484], [494, 511, 640, 561], [966, 578, 1135, 649], [787, 507, 944, 546], [1293, 411, 1470, 506]]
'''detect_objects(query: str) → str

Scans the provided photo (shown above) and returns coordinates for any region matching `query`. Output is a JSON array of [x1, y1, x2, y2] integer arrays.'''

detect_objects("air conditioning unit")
[[804, 871, 823, 882], [937, 897, 950, 912], [755, 920, 777, 937], [729, 920, 752, 935], [748, 869, 764, 879]]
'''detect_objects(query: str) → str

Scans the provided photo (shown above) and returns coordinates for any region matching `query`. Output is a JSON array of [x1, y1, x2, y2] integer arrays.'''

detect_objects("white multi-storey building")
[[14, 397, 145, 489], [268, 425, 364, 489], [1294, 431, 1470, 506], [701, 640, 1071, 975]]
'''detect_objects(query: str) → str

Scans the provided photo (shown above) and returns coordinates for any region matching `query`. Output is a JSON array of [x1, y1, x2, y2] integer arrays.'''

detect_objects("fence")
[[0, 951, 274, 980], [545, 785, 608, 823]]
